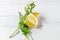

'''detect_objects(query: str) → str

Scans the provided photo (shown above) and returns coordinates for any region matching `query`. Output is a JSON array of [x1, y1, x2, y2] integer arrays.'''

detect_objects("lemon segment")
[[33, 12, 39, 17], [24, 14, 38, 28]]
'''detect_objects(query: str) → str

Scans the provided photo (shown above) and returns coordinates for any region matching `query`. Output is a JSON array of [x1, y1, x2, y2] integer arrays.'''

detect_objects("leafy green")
[[18, 12, 23, 20], [9, 2, 35, 40], [25, 2, 35, 14], [19, 2, 35, 36]]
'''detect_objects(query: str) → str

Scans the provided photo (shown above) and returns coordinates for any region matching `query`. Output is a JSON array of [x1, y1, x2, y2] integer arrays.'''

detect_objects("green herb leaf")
[[24, 2, 35, 14], [18, 11, 23, 20]]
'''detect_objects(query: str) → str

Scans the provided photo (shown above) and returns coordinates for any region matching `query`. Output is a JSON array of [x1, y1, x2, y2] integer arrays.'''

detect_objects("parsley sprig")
[[9, 2, 35, 40]]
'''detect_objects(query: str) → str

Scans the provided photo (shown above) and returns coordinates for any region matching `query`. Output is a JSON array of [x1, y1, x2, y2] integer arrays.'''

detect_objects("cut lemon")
[[24, 13, 38, 28], [33, 12, 39, 18]]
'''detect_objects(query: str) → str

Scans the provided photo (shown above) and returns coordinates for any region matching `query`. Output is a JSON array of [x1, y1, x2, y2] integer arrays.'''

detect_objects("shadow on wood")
[[37, 15, 46, 29]]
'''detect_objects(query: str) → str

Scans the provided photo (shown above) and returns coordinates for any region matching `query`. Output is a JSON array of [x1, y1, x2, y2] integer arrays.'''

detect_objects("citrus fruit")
[[24, 13, 38, 28]]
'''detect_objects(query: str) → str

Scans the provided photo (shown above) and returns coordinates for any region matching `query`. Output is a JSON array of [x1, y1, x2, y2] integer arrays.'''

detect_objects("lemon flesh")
[[24, 14, 38, 28]]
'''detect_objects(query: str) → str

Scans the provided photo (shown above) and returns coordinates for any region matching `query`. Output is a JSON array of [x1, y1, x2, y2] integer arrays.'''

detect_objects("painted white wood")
[[0, 0, 60, 40]]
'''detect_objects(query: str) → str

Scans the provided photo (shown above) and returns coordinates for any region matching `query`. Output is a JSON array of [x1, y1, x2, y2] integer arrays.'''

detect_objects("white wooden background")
[[0, 0, 60, 40]]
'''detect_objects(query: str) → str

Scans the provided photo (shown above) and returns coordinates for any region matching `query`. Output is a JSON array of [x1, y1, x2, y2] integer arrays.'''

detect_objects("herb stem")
[[30, 34, 34, 40], [26, 36, 29, 40], [25, 34, 33, 40], [9, 27, 19, 38]]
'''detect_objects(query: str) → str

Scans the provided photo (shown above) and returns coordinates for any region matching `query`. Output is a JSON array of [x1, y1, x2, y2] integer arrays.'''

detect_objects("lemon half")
[[24, 13, 38, 28]]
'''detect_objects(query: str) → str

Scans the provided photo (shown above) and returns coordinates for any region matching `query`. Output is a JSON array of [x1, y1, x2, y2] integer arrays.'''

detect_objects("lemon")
[[33, 12, 39, 17], [24, 13, 38, 28]]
